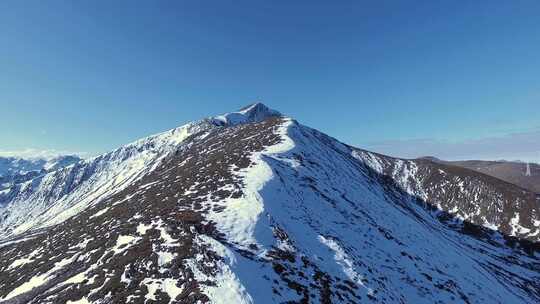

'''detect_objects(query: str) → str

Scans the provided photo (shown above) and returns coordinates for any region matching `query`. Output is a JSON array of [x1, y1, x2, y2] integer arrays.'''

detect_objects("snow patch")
[[318, 235, 373, 296], [66, 298, 91, 304], [1, 254, 78, 301], [136, 222, 153, 235], [89, 206, 110, 219], [112, 235, 141, 255]]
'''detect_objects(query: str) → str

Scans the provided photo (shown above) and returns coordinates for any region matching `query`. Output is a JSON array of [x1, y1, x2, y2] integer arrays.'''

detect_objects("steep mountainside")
[[355, 152, 540, 242], [0, 104, 539, 304], [422, 158, 540, 194]]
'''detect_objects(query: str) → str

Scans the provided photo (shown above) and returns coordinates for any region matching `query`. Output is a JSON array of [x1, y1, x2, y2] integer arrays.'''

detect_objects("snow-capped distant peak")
[[0, 155, 81, 177]]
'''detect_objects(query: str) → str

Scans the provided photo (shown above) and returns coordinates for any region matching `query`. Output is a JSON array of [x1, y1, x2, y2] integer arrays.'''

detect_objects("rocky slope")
[[0, 104, 539, 304], [421, 158, 540, 194], [355, 152, 540, 242]]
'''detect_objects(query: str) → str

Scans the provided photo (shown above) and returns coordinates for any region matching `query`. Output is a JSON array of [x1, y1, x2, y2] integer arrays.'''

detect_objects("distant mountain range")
[[0, 155, 82, 191], [0, 104, 539, 303], [420, 157, 540, 194]]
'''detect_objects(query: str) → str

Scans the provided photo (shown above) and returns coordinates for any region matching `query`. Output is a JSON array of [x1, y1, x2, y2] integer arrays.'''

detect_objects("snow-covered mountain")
[[0, 156, 81, 191], [0, 104, 275, 239], [0, 104, 539, 304]]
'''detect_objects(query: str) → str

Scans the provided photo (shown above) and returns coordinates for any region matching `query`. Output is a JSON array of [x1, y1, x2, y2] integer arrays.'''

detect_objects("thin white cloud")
[[364, 128, 540, 164], [0, 149, 88, 160]]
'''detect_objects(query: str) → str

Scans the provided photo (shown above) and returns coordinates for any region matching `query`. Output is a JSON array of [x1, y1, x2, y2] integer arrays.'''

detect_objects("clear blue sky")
[[1, 1, 539, 161]]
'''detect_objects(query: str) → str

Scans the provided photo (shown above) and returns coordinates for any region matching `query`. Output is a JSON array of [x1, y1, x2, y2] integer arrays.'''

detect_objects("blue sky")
[[1, 1, 539, 161]]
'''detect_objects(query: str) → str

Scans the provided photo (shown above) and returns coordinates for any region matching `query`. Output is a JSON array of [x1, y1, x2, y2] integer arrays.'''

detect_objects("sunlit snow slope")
[[0, 104, 538, 304]]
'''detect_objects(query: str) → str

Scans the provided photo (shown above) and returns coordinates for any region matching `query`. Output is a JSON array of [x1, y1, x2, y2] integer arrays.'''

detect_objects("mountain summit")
[[213, 102, 282, 125], [0, 105, 539, 304]]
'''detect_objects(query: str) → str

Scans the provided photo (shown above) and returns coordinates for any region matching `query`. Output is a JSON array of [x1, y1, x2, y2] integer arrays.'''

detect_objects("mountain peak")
[[238, 101, 272, 112], [213, 102, 282, 125]]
